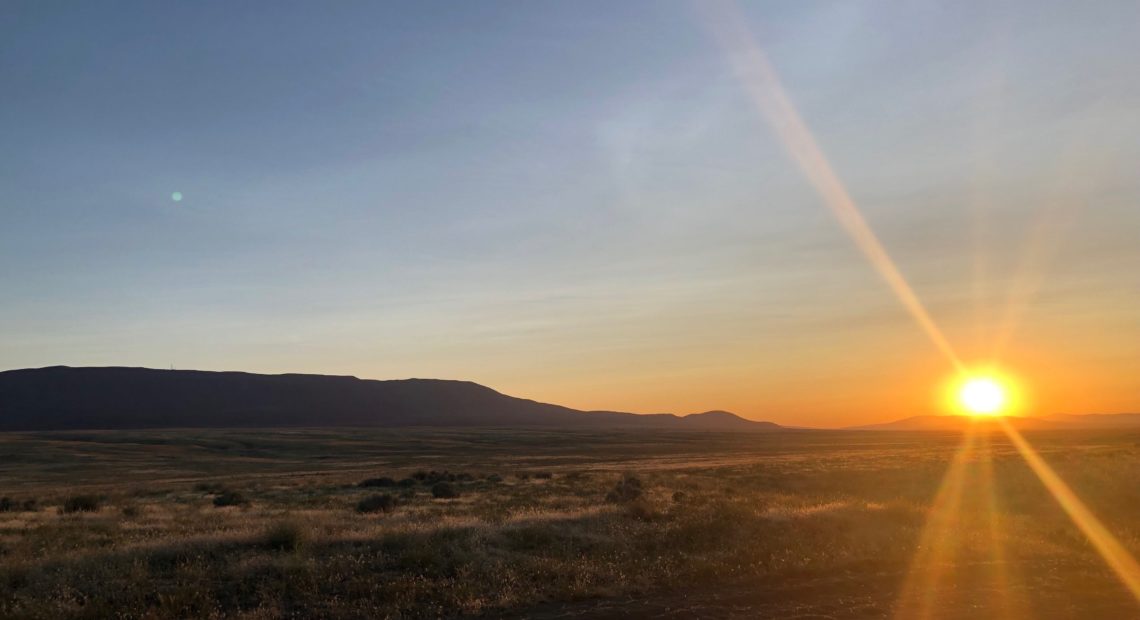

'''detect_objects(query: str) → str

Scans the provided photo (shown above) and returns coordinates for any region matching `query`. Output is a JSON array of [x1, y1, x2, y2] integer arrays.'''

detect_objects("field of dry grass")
[[1, 428, 1139, 618]]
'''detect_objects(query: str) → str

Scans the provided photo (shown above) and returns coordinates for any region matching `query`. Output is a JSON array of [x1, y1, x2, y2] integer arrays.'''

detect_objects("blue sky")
[[2, 1, 1138, 425]]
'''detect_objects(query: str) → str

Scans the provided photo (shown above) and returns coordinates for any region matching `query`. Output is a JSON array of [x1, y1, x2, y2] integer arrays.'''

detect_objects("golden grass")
[[0, 428, 1137, 617]]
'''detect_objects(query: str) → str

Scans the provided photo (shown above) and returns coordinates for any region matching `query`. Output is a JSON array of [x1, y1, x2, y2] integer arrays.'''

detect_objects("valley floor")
[[0, 428, 1138, 618]]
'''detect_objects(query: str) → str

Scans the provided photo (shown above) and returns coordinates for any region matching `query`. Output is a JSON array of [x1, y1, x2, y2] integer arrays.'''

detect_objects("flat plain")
[[1, 427, 1139, 618]]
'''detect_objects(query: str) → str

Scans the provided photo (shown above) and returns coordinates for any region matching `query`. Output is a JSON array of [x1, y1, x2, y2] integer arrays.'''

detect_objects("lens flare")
[[999, 418, 1140, 602], [699, 3, 1140, 607], [696, 0, 965, 374]]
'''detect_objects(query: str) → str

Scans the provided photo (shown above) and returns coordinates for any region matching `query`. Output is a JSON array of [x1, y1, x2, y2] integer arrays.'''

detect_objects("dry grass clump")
[[61, 494, 100, 513], [0, 497, 36, 512], [358, 476, 397, 488], [431, 482, 460, 499], [192, 481, 228, 494], [356, 493, 397, 514], [605, 474, 643, 503], [213, 491, 248, 507], [263, 520, 306, 551], [624, 497, 662, 521], [413, 470, 464, 484]]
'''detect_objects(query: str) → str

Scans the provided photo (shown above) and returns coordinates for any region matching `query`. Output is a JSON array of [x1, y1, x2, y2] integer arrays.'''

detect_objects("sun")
[[958, 377, 1007, 416]]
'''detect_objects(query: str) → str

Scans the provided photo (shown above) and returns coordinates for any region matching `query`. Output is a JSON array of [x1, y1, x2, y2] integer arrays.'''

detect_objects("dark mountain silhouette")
[[0, 366, 783, 432]]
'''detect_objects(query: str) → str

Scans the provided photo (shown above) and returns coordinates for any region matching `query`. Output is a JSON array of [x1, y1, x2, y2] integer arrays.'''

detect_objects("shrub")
[[485, 473, 503, 483], [193, 482, 227, 494], [212, 491, 247, 507], [263, 521, 306, 552], [356, 493, 397, 514], [625, 498, 662, 521], [62, 495, 101, 514], [0, 497, 33, 513], [358, 477, 397, 488], [5, 566, 29, 590], [415, 470, 456, 483], [672, 491, 687, 503], [397, 478, 418, 488], [534, 472, 554, 479], [121, 504, 141, 518], [413, 469, 457, 482], [605, 475, 643, 503], [431, 482, 459, 499]]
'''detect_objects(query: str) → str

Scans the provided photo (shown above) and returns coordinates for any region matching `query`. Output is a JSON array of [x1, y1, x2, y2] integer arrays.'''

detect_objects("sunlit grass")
[[0, 429, 1138, 617]]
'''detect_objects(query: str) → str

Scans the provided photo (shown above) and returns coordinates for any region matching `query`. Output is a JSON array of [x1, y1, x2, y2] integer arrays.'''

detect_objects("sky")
[[2, 1, 1139, 427]]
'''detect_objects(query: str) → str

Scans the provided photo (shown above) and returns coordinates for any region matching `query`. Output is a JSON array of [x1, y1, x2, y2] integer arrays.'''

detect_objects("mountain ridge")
[[0, 366, 782, 432], [3, 367, 1137, 433]]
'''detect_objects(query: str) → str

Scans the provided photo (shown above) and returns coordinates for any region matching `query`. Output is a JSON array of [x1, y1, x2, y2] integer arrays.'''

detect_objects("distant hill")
[[849, 413, 1140, 432], [1041, 413, 1140, 429], [847, 415, 1061, 432], [0, 366, 783, 432]]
